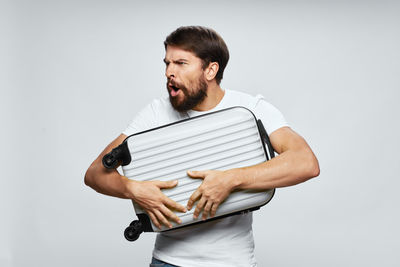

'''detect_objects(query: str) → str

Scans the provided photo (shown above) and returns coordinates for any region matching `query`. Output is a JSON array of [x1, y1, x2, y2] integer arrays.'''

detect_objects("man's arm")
[[84, 134, 187, 229], [186, 126, 320, 219]]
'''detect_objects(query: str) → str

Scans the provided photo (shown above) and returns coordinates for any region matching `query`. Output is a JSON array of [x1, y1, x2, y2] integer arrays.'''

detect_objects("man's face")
[[164, 45, 208, 112]]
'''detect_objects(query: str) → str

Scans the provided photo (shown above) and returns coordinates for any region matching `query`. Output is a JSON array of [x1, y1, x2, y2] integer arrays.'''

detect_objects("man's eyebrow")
[[163, 58, 189, 64]]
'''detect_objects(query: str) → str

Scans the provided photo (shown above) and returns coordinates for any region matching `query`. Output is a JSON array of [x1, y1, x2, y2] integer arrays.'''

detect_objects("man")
[[85, 26, 320, 267]]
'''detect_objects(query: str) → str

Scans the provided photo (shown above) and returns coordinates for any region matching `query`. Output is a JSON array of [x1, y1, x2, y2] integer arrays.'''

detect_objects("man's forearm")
[[227, 146, 320, 191], [84, 161, 134, 199]]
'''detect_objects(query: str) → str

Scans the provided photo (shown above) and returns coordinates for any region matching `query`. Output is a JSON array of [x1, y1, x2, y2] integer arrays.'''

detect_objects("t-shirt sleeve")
[[252, 95, 289, 135], [122, 100, 159, 136]]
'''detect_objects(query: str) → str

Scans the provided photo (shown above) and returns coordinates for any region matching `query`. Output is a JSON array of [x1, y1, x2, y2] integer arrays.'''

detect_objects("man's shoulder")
[[225, 89, 265, 109], [227, 89, 256, 99]]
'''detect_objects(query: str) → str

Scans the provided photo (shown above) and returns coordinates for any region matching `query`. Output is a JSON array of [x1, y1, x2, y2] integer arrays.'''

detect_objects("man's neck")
[[193, 83, 225, 111]]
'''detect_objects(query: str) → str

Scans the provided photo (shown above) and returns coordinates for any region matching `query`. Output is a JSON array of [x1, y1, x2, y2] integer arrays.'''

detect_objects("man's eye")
[[177, 62, 186, 65]]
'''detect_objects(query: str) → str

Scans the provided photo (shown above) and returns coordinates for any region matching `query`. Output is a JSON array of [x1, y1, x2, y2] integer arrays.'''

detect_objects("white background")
[[1, 0, 399, 266]]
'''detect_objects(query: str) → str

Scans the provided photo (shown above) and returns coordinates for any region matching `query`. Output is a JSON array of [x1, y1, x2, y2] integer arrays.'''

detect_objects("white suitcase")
[[103, 106, 276, 241]]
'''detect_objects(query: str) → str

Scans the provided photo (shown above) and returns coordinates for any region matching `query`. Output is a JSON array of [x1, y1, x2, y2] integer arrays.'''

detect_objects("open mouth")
[[169, 83, 181, 97]]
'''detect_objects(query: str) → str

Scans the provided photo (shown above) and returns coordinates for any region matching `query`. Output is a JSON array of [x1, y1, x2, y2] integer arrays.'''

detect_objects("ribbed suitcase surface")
[[121, 106, 274, 231]]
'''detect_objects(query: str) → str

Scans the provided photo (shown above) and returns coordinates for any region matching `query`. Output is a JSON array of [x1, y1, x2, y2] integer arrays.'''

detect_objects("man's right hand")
[[126, 179, 187, 229]]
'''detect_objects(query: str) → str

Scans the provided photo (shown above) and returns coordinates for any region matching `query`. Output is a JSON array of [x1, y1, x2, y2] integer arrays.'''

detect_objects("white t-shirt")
[[123, 89, 288, 267]]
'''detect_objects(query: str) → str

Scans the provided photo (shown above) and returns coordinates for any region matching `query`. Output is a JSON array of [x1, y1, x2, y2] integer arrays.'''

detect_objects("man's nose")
[[165, 64, 175, 78]]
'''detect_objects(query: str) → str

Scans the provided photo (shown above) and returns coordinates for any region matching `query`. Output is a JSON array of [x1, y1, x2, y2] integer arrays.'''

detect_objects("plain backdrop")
[[1, 0, 399, 266]]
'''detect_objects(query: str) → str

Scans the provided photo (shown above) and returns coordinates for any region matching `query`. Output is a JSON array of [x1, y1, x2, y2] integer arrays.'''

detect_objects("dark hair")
[[164, 26, 229, 85]]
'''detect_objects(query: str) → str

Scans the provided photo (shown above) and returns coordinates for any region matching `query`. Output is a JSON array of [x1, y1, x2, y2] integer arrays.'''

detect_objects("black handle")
[[257, 119, 275, 160]]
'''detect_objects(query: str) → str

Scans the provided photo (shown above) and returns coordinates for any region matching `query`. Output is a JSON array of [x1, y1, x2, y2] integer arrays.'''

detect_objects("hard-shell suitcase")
[[102, 106, 276, 241]]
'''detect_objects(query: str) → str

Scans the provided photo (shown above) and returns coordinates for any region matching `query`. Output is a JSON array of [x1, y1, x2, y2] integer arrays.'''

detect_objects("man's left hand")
[[186, 169, 237, 220]]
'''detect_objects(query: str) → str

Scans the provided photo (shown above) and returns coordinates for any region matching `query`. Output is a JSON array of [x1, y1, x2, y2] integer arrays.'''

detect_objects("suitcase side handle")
[[102, 141, 132, 169], [256, 119, 275, 160]]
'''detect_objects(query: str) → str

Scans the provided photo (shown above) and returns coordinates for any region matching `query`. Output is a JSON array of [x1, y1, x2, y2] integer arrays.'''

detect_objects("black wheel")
[[124, 226, 140, 241], [124, 220, 143, 241], [102, 153, 118, 169]]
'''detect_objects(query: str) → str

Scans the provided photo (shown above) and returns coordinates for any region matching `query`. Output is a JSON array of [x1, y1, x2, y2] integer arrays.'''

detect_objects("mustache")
[[167, 79, 187, 92], [167, 79, 179, 87]]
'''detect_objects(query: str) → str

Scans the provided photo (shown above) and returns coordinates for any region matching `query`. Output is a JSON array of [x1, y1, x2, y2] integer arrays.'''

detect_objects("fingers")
[[187, 189, 202, 211], [202, 201, 213, 220], [151, 180, 186, 212], [153, 209, 172, 229], [148, 204, 184, 230], [151, 197, 186, 229], [164, 197, 187, 213], [160, 205, 182, 225], [210, 203, 219, 218], [137, 180, 187, 229], [148, 211, 161, 229], [187, 170, 207, 179], [193, 197, 206, 219], [156, 180, 178, 189]]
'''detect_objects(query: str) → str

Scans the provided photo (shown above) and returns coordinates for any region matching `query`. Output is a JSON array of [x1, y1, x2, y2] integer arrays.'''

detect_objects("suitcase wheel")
[[124, 220, 143, 241]]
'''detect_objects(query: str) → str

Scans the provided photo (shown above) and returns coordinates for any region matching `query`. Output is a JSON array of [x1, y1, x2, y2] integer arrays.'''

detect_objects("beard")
[[167, 77, 208, 112]]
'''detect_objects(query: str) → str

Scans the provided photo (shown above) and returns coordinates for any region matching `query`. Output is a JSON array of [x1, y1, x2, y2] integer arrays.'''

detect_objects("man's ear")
[[204, 62, 219, 81]]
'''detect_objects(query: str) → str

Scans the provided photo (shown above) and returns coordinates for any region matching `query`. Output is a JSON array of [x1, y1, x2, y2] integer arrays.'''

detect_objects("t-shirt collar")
[[186, 89, 228, 118]]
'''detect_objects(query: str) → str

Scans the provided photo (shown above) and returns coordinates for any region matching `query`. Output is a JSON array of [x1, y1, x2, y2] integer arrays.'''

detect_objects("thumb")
[[156, 180, 178, 189], [187, 170, 206, 179]]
